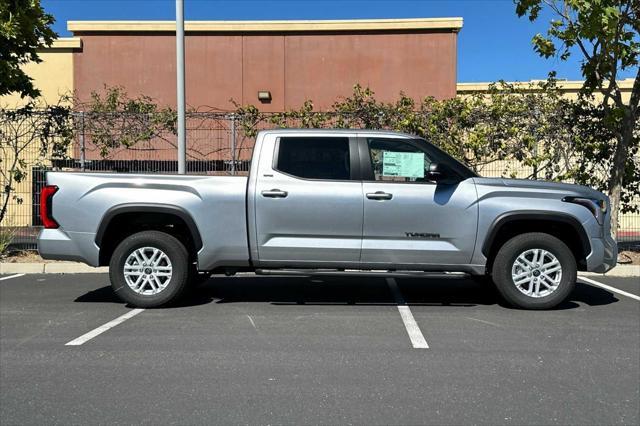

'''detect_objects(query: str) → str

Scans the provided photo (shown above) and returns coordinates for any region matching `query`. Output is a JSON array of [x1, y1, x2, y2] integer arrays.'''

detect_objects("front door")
[[254, 134, 363, 267], [360, 136, 478, 267]]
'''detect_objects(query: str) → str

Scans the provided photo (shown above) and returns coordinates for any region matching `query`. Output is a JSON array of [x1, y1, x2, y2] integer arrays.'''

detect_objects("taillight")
[[39, 185, 59, 229]]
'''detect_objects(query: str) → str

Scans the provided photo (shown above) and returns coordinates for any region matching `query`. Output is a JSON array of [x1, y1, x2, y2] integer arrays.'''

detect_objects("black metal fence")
[[1, 111, 639, 250]]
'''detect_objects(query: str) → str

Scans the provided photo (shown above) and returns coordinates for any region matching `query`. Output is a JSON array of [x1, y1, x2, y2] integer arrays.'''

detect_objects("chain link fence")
[[2, 111, 639, 250], [70, 112, 251, 175]]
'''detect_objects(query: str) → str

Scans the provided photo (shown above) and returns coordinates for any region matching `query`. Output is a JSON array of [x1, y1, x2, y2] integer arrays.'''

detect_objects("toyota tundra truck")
[[37, 129, 617, 309]]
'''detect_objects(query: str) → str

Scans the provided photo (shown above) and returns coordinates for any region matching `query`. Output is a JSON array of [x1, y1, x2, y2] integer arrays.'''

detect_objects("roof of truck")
[[257, 129, 418, 138]]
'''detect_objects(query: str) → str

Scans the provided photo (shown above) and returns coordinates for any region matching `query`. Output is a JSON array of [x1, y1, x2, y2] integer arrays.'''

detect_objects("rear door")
[[360, 136, 478, 267], [253, 134, 364, 266]]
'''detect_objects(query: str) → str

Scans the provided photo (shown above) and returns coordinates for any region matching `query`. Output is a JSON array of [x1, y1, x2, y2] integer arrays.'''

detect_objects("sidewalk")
[[0, 262, 108, 274]]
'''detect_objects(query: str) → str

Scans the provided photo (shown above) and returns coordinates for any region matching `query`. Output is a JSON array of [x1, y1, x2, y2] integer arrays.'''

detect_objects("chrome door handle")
[[366, 191, 393, 200], [261, 189, 288, 198]]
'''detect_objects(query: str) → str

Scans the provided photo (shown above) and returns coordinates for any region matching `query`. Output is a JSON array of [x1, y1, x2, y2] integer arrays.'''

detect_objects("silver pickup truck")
[[38, 129, 617, 309]]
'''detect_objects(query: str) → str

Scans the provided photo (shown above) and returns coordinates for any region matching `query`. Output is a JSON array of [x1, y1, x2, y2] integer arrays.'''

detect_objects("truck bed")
[[38, 172, 250, 270]]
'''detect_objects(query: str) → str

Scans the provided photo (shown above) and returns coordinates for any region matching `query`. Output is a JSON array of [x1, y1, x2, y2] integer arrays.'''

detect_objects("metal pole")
[[79, 112, 86, 172], [230, 114, 236, 175], [176, 0, 186, 174]]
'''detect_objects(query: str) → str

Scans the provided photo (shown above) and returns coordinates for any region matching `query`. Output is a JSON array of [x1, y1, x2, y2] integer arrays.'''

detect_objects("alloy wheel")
[[123, 246, 173, 295], [511, 248, 562, 298]]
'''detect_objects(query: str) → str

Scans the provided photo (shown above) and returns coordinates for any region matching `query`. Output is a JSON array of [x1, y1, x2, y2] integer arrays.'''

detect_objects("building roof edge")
[[68, 18, 464, 33]]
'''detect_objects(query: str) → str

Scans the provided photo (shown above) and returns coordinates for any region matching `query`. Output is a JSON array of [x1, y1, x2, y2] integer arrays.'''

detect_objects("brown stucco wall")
[[72, 29, 458, 110]]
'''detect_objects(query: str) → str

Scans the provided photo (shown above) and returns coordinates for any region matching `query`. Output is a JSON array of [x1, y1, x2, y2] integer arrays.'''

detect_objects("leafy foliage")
[[515, 0, 640, 233], [231, 81, 638, 213], [234, 81, 576, 179], [0, 0, 57, 98], [569, 96, 640, 213], [77, 86, 177, 157], [515, 0, 639, 90], [0, 224, 16, 254], [0, 99, 73, 224]]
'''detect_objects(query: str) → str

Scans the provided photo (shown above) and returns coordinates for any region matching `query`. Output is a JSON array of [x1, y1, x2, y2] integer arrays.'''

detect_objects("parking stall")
[[1, 272, 638, 424]]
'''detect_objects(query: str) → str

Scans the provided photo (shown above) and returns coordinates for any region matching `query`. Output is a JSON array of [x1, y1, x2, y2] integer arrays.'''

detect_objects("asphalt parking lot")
[[1, 273, 638, 425]]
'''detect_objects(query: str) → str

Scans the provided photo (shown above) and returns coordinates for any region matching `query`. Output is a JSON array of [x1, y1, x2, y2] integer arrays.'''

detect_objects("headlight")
[[563, 196, 607, 224]]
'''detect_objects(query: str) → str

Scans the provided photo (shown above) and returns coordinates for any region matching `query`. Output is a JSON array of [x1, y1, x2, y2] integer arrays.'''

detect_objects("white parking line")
[[579, 276, 640, 302], [65, 309, 145, 346], [0, 274, 25, 281], [386, 278, 429, 349]]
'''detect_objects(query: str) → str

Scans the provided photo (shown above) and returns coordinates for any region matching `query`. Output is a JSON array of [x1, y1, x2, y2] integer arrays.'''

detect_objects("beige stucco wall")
[[1, 38, 80, 227], [456, 78, 634, 103], [0, 38, 80, 108]]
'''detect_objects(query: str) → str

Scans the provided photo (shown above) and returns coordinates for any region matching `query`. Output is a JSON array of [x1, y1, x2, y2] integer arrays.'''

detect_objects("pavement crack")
[[464, 317, 503, 328]]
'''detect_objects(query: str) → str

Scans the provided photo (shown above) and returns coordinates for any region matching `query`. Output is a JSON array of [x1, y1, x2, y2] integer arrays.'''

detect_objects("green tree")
[[515, 0, 639, 236], [0, 0, 57, 99]]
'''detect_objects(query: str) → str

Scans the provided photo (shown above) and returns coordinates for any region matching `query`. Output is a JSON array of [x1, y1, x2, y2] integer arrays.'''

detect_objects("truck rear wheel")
[[109, 231, 190, 308], [491, 232, 576, 310]]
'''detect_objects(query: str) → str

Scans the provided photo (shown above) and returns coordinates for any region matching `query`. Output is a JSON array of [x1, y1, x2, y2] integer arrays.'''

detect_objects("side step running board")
[[254, 269, 469, 279]]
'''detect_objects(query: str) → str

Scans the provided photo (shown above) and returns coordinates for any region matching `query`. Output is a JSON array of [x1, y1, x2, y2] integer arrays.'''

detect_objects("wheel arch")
[[482, 211, 591, 271], [95, 203, 203, 266]]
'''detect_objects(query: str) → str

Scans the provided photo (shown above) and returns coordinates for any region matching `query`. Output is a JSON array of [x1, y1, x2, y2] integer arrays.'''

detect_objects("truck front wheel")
[[491, 232, 576, 310], [109, 231, 190, 308]]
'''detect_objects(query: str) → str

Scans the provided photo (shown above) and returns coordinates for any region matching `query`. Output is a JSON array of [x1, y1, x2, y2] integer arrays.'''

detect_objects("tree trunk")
[[607, 110, 633, 241], [0, 187, 11, 225], [0, 153, 18, 225]]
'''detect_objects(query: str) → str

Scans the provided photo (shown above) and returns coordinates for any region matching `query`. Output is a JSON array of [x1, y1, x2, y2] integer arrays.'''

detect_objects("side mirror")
[[427, 162, 457, 183], [427, 162, 444, 181]]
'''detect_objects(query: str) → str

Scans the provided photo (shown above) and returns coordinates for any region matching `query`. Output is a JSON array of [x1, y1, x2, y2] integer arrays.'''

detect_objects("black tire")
[[491, 232, 576, 310], [109, 231, 190, 308]]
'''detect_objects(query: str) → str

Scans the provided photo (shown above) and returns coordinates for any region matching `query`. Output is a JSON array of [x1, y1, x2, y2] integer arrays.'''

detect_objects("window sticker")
[[382, 151, 425, 178]]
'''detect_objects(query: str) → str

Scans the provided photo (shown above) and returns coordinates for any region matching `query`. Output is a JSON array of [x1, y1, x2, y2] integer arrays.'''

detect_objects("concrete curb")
[[0, 262, 108, 274], [1, 262, 638, 277], [580, 264, 639, 278]]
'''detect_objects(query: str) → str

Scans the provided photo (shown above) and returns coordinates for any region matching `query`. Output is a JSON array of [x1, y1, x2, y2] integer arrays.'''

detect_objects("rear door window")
[[276, 137, 351, 180]]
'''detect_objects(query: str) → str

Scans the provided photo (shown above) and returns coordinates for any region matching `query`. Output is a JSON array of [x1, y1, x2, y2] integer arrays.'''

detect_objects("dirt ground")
[[618, 250, 640, 265], [1, 251, 59, 263]]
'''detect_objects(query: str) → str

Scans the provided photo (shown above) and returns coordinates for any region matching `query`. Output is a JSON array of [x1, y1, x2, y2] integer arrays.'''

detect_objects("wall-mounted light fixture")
[[257, 91, 272, 103]]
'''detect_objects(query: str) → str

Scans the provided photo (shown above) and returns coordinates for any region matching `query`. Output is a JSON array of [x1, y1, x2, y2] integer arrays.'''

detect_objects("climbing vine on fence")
[[77, 86, 178, 158], [0, 100, 74, 224], [233, 79, 574, 178]]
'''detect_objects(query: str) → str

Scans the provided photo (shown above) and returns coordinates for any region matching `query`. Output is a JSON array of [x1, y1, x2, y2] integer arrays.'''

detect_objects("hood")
[[473, 177, 606, 200]]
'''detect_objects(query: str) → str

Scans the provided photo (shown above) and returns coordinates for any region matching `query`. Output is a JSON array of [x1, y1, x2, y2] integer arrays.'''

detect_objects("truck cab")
[[248, 130, 478, 270]]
